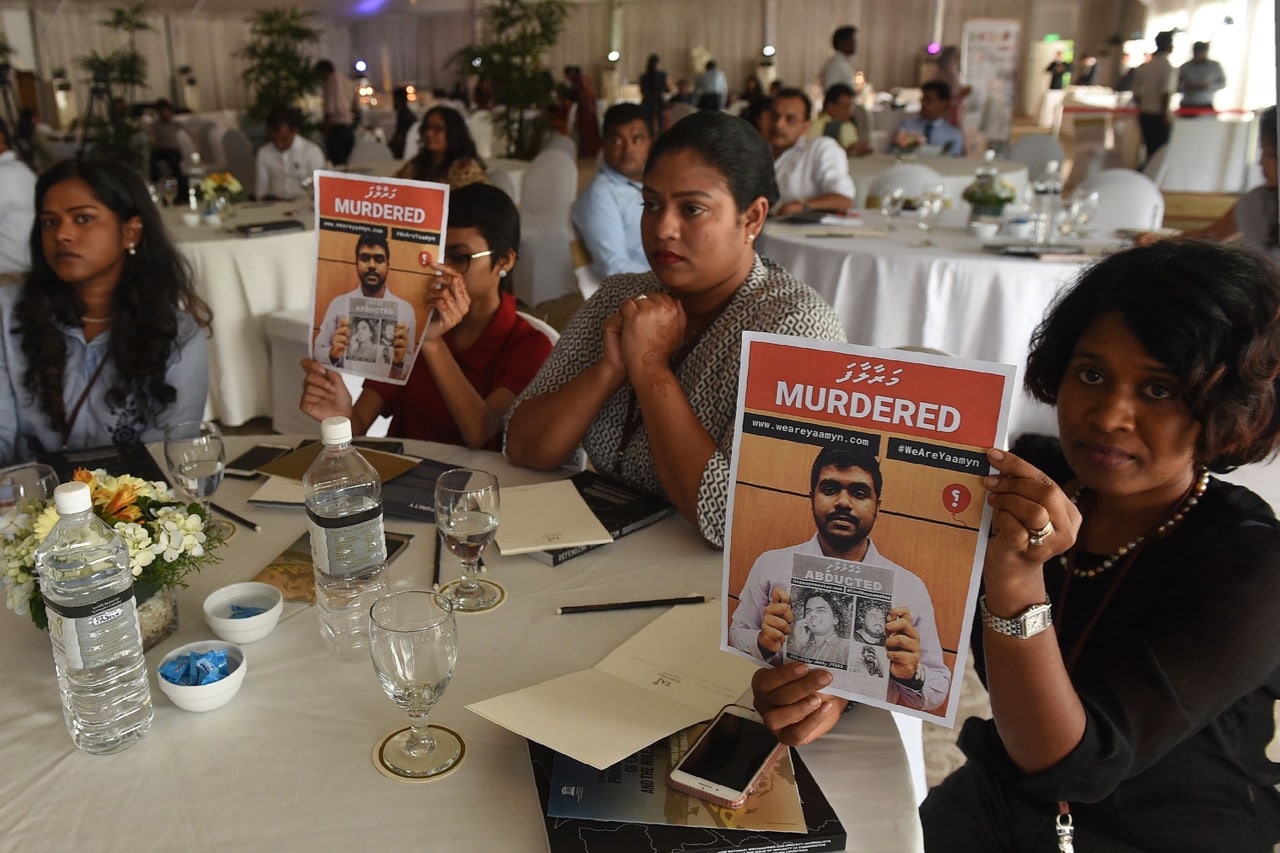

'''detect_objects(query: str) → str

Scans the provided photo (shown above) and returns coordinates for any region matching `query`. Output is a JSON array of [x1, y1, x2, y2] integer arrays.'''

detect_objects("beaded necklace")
[[1058, 468, 1210, 579]]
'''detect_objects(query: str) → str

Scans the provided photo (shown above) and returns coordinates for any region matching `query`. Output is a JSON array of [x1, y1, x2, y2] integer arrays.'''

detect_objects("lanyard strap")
[[62, 354, 110, 450]]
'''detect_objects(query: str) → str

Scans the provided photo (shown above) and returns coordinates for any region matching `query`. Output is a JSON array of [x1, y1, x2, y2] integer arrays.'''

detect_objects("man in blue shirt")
[[891, 80, 966, 156], [693, 60, 728, 111], [571, 103, 652, 280]]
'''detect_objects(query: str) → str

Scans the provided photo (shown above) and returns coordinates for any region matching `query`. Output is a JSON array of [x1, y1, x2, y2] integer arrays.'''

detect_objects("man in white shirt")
[[316, 58, 357, 166], [821, 26, 858, 92], [1130, 31, 1178, 161], [255, 108, 326, 201], [769, 89, 855, 217], [0, 120, 36, 276]]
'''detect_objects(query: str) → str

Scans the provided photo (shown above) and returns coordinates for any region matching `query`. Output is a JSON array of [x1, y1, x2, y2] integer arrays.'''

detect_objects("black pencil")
[[209, 502, 260, 533], [432, 532, 442, 590], [556, 595, 706, 615]]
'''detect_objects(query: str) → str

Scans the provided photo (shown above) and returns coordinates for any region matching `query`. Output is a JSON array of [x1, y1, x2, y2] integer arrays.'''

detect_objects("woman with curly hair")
[[395, 106, 487, 189], [0, 158, 212, 463]]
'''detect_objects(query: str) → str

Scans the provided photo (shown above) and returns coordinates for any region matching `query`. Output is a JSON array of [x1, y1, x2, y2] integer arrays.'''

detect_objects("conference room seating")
[[1077, 168, 1165, 232]]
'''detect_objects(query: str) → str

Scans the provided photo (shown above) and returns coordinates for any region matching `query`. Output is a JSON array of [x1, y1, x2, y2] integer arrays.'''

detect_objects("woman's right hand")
[[299, 358, 354, 423], [752, 663, 847, 746]]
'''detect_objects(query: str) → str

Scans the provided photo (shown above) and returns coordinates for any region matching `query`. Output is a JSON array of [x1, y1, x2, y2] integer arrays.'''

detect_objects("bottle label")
[[46, 588, 138, 670], [307, 506, 387, 578]]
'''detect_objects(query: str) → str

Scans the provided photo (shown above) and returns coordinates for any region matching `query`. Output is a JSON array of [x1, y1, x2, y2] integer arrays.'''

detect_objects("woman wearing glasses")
[[300, 184, 552, 449]]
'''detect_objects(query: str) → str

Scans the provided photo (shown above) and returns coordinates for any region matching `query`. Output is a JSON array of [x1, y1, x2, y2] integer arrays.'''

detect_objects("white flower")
[[115, 522, 156, 577]]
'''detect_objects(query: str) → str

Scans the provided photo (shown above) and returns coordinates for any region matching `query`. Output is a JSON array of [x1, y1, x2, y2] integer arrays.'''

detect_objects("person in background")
[[807, 83, 872, 157], [147, 99, 191, 201], [670, 79, 696, 106], [505, 112, 845, 547], [0, 119, 36, 276], [0, 159, 211, 463], [254, 107, 326, 201], [564, 66, 601, 158], [1178, 41, 1226, 114], [1136, 106, 1277, 263], [395, 106, 487, 189], [768, 88, 856, 216], [1074, 55, 1100, 86], [933, 45, 972, 131], [693, 60, 728, 111], [315, 59, 357, 166], [639, 54, 672, 137], [891, 80, 965, 156], [572, 103, 652, 279], [388, 87, 417, 160], [1130, 31, 1177, 162], [1045, 50, 1070, 90], [757, 240, 1280, 850], [16, 108, 57, 174], [300, 184, 551, 450], [821, 25, 858, 91]]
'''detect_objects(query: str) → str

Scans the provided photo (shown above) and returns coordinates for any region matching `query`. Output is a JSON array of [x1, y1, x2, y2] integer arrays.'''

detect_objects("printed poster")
[[720, 334, 1016, 727], [962, 18, 1021, 146], [311, 171, 449, 385]]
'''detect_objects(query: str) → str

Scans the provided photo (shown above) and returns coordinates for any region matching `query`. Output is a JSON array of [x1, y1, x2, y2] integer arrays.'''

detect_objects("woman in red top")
[[300, 183, 552, 450]]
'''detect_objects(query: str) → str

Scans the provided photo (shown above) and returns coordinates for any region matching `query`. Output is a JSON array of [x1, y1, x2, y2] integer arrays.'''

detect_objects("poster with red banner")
[[311, 171, 449, 385], [721, 333, 1016, 727]]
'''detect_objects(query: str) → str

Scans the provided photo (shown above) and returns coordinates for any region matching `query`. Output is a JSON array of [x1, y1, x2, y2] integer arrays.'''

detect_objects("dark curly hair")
[[407, 106, 483, 182], [18, 159, 212, 434], [1025, 240, 1280, 472]]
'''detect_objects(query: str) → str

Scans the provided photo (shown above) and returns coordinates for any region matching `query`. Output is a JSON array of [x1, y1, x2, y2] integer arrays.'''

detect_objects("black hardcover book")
[[380, 457, 455, 522], [234, 219, 306, 237], [528, 740, 847, 853], [38, 442, 169, 485], [528, 470, 675, 565]]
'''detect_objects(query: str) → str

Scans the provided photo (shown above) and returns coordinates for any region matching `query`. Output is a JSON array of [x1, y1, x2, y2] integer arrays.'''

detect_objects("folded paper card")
[[494, 479, 613, 556], [467, 601, 756, 770]]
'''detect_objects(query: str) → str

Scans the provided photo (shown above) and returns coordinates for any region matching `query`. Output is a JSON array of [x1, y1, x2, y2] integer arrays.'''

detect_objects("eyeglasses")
[[442, 249, 492, 274]]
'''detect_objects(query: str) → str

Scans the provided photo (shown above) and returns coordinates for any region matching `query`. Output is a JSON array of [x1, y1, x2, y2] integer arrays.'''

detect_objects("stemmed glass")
[[158, 177, 179, 208], [369, 590, 462, 779], [879, 187, 906, 232], [0, 463, 58, 517], [914, 184, 946, 247], [434, 468, 501, 612], [163, 420, 233, 539]]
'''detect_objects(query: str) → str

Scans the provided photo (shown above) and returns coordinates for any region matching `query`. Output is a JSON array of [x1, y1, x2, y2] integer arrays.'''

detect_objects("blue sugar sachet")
[[160, 649, 230, 685], [230, 604, 267, 618]]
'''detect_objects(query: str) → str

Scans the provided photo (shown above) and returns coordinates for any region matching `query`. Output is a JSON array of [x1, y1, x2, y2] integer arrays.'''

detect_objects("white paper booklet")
[[493, 479, 613, 556]]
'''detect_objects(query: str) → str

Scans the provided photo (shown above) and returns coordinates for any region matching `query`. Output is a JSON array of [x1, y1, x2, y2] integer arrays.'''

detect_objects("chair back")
[[864, 163, 945, 208], [570, 237, 602, 300], [468, 110, 494, 160], [1007, 133, 1066, 181], [1077, 168, 1165, 231], [520, 149, 578, 218], [221, 129, 257, 198], [349, 136, 393, 165], [488, 168, 519, 202], [544, 133, 577, 159], [516, 310, 561, 345]]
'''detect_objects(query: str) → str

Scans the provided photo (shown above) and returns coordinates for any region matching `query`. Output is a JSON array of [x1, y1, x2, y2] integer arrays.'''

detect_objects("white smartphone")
[[666, 704, 786, 809]]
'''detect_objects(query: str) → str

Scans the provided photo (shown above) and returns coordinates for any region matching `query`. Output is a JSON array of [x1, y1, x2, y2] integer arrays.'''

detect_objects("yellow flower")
[[32, 505, 59, 544]]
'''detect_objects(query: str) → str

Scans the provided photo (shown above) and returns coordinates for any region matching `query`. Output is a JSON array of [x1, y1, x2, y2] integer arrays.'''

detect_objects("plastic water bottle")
[[185, 152, 205, 211], [303, 416, 388, 661], [35, 481, 153, 754], [1031, 159, 1063, 244]]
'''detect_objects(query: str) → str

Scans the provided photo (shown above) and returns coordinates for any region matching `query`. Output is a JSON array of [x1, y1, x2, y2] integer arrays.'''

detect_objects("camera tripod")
[[77, 73, 114, 157]]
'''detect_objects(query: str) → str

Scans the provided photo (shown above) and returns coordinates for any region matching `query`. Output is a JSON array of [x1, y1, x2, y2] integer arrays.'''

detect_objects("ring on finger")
[[1027, 520, 1054, 547], [633, 293, 648, 302]]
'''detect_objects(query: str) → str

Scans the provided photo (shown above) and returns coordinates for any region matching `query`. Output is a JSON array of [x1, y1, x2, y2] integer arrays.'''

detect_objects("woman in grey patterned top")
[[506, 112, 845, 547]]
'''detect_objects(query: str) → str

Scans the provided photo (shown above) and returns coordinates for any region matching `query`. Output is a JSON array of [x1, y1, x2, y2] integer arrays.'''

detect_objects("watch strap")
[[980, 595, 1052, 639]]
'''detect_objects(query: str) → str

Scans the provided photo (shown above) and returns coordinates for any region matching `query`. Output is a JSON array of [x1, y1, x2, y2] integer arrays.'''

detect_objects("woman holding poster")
[[505, 112, 845, 547], [756, 241, 1280, 850]]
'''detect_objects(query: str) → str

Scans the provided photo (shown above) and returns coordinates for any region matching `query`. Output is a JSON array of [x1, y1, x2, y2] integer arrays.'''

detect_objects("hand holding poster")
[[721, 334, 1016, 726], [311, 171, 450, 385]]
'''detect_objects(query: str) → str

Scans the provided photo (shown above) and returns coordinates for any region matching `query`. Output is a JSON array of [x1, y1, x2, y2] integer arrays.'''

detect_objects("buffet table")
[[759, 221, 1118, 438], [0, 439, 924, 852], [167, 203, 317, 426]]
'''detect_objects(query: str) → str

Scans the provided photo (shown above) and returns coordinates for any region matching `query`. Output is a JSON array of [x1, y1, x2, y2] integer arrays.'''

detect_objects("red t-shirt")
[[364, 293, 553, 450]]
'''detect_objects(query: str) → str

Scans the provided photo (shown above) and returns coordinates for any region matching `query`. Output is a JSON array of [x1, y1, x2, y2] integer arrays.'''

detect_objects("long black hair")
[[409, 106, 483, 182], [17, 159, 212, 433]]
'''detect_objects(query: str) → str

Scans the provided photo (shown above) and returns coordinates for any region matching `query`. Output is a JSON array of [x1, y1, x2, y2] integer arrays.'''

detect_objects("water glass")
[[434, 468, 501, 612], [163, 420, 233, 538]]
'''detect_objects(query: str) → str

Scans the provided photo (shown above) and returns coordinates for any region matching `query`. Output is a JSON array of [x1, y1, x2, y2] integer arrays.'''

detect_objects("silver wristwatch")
[[979, 595, 1052, 639]]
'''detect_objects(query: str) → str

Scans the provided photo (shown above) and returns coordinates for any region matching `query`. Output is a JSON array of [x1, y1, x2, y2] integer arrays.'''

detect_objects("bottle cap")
[[320, 416, 353, 445], [53, 481, 92, 515]]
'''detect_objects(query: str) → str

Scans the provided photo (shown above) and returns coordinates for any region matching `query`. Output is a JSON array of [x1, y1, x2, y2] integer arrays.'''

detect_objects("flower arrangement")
[[199, 172, 245, 203], [891, 130, 926, 153], [1, 468, 224, 630], [962, 175, 1018, 207]]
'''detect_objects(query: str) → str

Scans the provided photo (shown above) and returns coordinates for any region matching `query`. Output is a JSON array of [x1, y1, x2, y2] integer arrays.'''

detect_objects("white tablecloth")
[[169, 203, 317, 427], [848, 154, 1028, 219], [758, 221, 1117, 438], [0, 439, 924, 852]]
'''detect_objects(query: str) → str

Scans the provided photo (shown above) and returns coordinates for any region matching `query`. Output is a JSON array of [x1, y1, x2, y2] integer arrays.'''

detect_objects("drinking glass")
[[0, 463, 58, 517], [158, 177, 179, 208], [369, 590, 462, 779], [163, 420, 233, 538], [434, 468, 501, 612], [1074, 191, 1099, 237], [879, 187, 906, 232], [914, 184, 946, 247]]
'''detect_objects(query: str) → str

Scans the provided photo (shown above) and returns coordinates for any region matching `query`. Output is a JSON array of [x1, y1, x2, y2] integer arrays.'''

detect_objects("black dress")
[[922, 463, 1280, 852]]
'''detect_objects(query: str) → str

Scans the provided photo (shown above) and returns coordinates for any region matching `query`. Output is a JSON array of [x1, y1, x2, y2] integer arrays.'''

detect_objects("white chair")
[[516, 310, 561, 345], [863, 163, 945, 208], [570, 237, 602, 301], [220, 128, 257, 199], [1077, 168, 1165, 232], [519, 149, 578, 217], [544, 133, 577, 159], [349, 136, 393, 165], [468, 110, 494, 160], [488, 168, 519, 203], [1007, 133, 1066, 181], [512, 149, 579, 307]]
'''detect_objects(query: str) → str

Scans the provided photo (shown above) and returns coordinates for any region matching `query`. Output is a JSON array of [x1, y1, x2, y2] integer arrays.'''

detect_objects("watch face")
[[1023, 608, 1051, 635]]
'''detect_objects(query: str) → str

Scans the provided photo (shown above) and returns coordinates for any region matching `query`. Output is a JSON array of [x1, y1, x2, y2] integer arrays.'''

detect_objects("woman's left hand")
[[422, 264, 470, 340], [617, 292, 686, 375], [983, 448, 1081, 583]]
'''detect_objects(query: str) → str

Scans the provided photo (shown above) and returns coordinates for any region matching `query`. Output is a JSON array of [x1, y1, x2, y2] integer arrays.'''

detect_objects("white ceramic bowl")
[[203, 582, 284, 644], [968, 221, 999, 240], [156, 640, 246, 712], [180, 211, 201, 227], [1002, 219, 1034, 240]]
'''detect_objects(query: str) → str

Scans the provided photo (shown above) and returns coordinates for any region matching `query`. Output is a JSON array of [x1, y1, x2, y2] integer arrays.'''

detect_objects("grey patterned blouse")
[[506, 254, 845, 547]]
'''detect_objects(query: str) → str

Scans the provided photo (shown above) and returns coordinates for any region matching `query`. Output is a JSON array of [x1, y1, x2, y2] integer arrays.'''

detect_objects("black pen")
[[432, 532, 443, 590], [209, 502, 259, 533], [556, 595, 706, 615]]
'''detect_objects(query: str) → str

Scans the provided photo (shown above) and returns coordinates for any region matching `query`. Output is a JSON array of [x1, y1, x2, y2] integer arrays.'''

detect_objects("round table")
[[848, 153, 1029, 217]]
